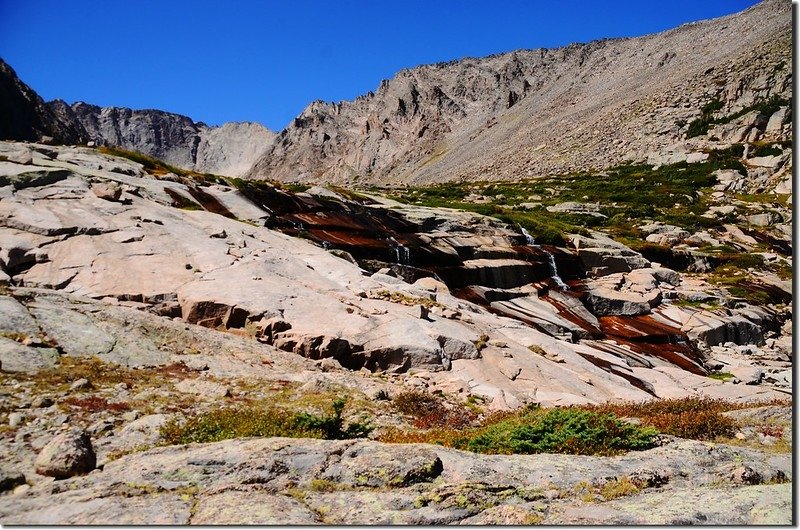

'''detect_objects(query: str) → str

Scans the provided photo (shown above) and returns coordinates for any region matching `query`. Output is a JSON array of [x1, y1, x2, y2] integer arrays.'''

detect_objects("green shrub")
[[701, 99, 724, 114], [751, 144, 783, 157], [686, 117, 712, 138], [473, 333, 490, 352], [294, 397, 373, 439], [457, 407, 658, 456], [688, 96, 790, 138]]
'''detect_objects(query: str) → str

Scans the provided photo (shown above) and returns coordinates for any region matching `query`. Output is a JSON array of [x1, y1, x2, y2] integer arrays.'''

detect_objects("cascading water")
[[520, 227, 569, 290], [388, 236, 412, 266]]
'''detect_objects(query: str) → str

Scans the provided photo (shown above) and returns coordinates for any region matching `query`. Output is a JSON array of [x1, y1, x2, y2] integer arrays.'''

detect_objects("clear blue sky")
[[0, 0, 759, 131]]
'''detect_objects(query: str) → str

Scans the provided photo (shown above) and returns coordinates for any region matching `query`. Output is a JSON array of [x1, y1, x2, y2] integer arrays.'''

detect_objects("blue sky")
[[0, 0, 759, 131]]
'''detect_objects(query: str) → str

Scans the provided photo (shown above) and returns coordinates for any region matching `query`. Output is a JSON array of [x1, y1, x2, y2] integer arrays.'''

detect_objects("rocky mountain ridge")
[[0, 61, 84, 145], [245, 0, 790, 185], [0, 59, 275, 177], [48, 100, 276, 177], [1, 1, 790, 186]]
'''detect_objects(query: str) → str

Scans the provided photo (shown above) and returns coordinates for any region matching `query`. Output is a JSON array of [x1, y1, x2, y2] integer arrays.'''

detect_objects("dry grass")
[[61, 396, 131, 413], [2, 356, 197, 394], [579, 397, 790, 441], [392, 390, 477, 429]]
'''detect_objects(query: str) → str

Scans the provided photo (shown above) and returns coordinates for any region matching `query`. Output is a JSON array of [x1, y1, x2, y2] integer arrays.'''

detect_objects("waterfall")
[[389, 237, 412, 265], [520, 227, 569, 290]]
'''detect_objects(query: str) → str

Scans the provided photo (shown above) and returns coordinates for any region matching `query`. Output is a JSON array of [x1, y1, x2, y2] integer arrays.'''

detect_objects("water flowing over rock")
[[0, 141, 788, 407]]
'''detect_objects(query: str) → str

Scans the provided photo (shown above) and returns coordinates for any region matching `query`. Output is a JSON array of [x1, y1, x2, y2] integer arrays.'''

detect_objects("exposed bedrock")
[[0, 142, 791, 405]]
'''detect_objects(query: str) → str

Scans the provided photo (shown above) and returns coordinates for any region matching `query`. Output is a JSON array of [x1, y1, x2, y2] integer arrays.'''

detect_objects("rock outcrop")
[[0, 436, 791, 524], [0, 142, 789, 407], [0, 59, 84, 144]]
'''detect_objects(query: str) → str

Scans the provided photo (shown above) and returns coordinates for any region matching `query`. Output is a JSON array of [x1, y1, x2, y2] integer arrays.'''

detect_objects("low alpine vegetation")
[[160, 396, 372, 445], [379, 405, 659, 456], [579, 397, 778, 441], [392, 390, 477, 429]]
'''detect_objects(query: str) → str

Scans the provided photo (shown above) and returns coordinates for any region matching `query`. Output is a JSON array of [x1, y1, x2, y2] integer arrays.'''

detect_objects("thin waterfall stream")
[[388, 236, 412, 265], [520, 227, 569, 290]]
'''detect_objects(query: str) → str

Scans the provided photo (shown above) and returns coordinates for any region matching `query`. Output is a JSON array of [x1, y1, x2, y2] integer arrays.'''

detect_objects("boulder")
[[28, 302, 116, 358], [0, 295, 41, 339], [0, 337, 58, 372], [91, 182, 122, 202], [583, 287, 655, 316], [765, 107, 790, 135], [651, 267, 681, 286], [730, 366, 763, 385], [745, 213, 780, 227], [34, 428, 96, 479], [437, 335, 480, 361]]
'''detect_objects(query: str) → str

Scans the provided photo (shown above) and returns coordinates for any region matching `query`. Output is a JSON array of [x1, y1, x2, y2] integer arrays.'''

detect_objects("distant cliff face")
[[0, 58, 276, 177], [245, 0, 791, 185], [195, 121, 277, 177], [0, 59, 85, 144], [48, 101, 275, 177]]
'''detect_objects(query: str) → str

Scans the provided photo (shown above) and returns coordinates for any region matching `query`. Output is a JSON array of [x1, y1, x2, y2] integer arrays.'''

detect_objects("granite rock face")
[[47, 101, 276, 177], [0, 436, 791, 524], [0, 142, 789, 408], [245, 0, 790, 185]]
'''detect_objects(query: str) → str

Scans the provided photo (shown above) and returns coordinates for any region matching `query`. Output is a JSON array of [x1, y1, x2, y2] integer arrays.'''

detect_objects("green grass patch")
[[284, 183, 311, 193], [384, 148, 746, 243], [687, 96, 790, 138], [97, 145, 228, 183], [708, 372, 733, 382], [98, 145, 192, 177]]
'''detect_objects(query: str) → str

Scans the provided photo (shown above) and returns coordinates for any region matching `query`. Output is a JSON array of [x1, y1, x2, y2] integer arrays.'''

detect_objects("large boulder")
[[34, 428, 96, 479]]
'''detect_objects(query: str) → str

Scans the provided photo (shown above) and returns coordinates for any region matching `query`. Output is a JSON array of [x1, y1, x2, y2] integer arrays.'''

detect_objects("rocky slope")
[[0, 58, 275, 177], [0, 60, 84, 145], [48, 100, 276, 177], [245, 0, 790, 185], [1, 435, 791, 524], [0, 143, 791, 524], [0, 141, 791, 405]]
